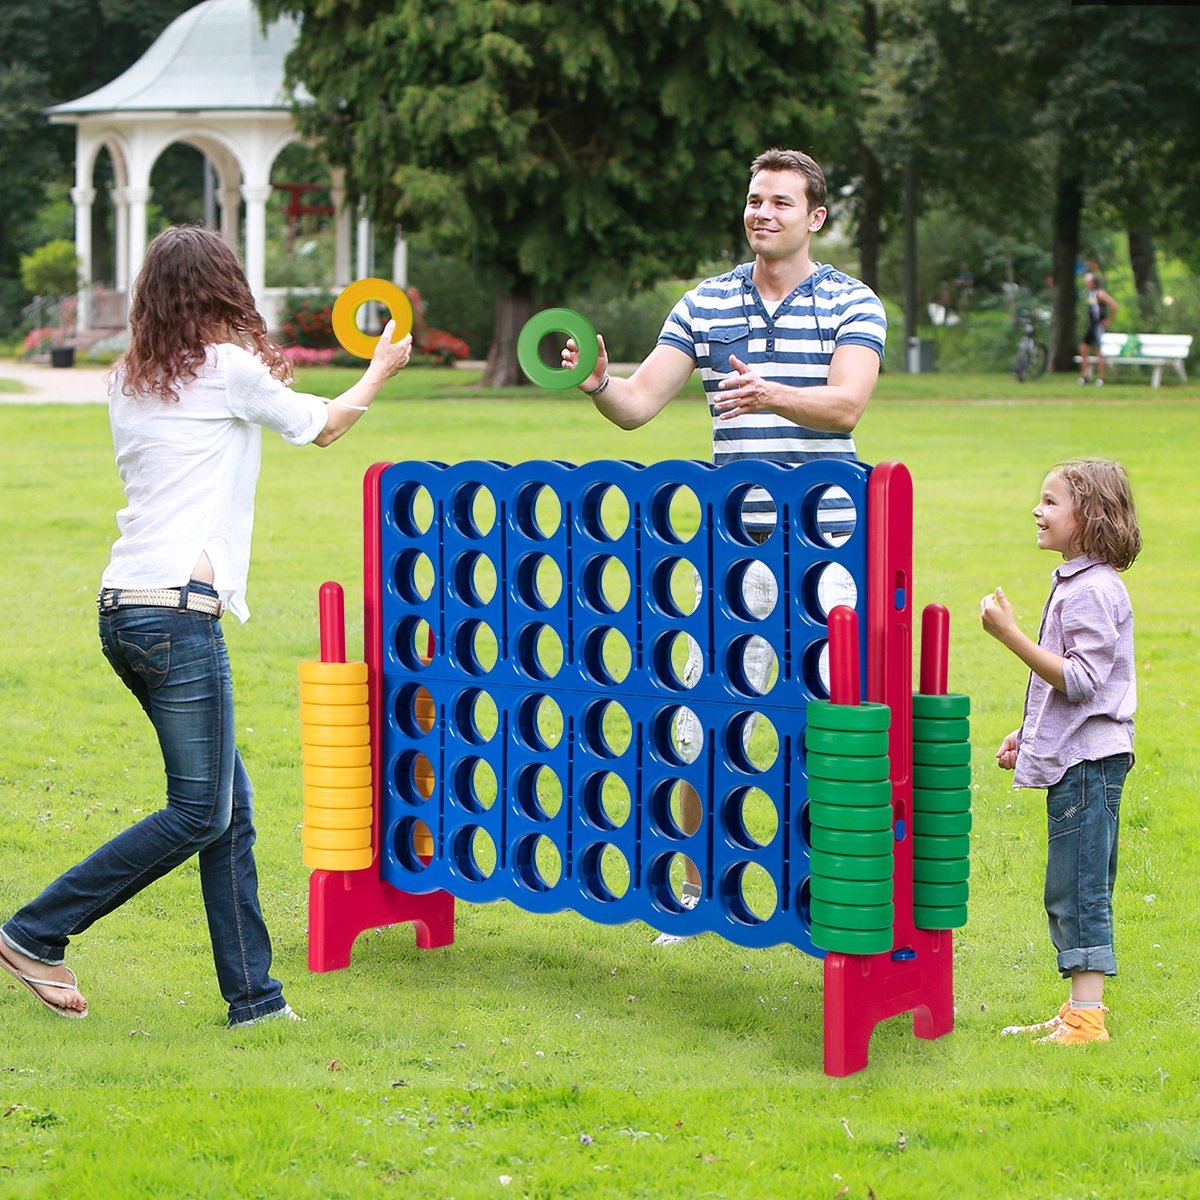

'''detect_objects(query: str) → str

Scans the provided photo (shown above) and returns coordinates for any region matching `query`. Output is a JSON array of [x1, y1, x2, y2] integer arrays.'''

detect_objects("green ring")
[[913, 903, 968, 929], [912, 856, 970, 883], [912, 833, 970, 859], [810, 899, 895, 931], [911, 692, 971, 719], [912, 740, 971, 767], [913, 763, 972, 790], [912, 786, 972, 813], [913, 716, 970, 742], [517, 308, 599, 389], [806, 700, 890, 732], [810, 825, 894, 856], [806, 751, 890, 783], [805, 726, 890, 757], [809, 873, 893, 906], [810, 922, 892, 954], [808, 851, 894, 881], [807, 777, 892, 807], [809, 800, 893, 832], [913, 809, 973, 837], [914, 880, 970, 906]]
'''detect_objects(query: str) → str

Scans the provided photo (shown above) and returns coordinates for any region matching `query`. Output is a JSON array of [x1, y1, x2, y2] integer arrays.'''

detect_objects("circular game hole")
[[450, 755, 497, 813], [394, 549, 434, 604], [515, 693, 563, 752], [649, 556, 700, 617], [392, 482, 433, 537], [515, 622, 563, 681], [726, 634, 778, 697], [655, 704, 703, 766], [580, 698, 631, 759], [394, 749, 435, 804], [513, 832, 562, 891], [514, 482, 562, 540], [723, 712, 779, 774], [648, 851, 700, 912], [721, 484, 778, 545], [451, 550, 497, 607], [451, 619, 498, 676], [579, 483, 630, 542], [801, 639, 831, 698], [650, 777, 700, 839], [451, 824, 496, 882], [801, 561, 858, 620], [391, 816, 433, 873], [580, 554, 630, 614], [723, 861, 778, 924], [450, 482, 496, 538], [726, 559, 779, 621], [801, 484, 858, 547], [581, 626, 631, 686], [515, 764, 563, 820], [581, 770, 631, 830], [451, 687, 498, 745], [652, 630, 702, 692], [514, 552, 563, 610], [579, 841, 630, 902], [395, 683, 436, 739], [648, 483, 700, 545], [723, 786, 779, 850], [395, 617, 434, 672]]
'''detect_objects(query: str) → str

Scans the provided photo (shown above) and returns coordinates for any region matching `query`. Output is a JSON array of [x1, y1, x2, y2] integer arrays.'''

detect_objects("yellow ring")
[[332, 278, 414, 359], [298, 682, 369, 707], [303, 764, 373, 789], [300, 703, 370, 727], [303, 784, 373, 808], [304, 845, 373, 871], [303, 825, 373, 850], [301, 723, 370, 748], [302, 743, 371, 768], [303, 805, 373, 830], [300, 660, 368, 685]]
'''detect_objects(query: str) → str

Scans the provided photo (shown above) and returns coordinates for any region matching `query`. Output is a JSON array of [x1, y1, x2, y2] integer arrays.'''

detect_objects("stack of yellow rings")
[[299, 660, 373, 870]]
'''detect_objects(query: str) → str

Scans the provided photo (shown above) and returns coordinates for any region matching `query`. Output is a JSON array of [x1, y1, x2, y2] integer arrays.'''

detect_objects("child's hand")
[[996, 730, 1019, 771], [980, 585, 1019, 642]]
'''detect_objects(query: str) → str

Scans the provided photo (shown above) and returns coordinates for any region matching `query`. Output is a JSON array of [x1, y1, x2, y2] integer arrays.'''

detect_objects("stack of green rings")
[[805, 699, 894, 955], [911, 693, 972, 929]]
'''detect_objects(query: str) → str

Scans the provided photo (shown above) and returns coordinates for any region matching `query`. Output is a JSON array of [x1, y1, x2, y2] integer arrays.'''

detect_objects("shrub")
[[281, 345, 336, 367], [19, 240, 80, 298], [279, 294, 337, 349]]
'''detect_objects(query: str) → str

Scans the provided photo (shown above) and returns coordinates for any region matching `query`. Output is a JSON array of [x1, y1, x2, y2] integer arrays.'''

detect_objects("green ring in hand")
[[517, 308, 599, 389]]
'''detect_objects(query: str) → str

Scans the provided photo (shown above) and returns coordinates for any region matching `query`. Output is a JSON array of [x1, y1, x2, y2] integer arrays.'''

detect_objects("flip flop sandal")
[[0, 944, 88, 1019]]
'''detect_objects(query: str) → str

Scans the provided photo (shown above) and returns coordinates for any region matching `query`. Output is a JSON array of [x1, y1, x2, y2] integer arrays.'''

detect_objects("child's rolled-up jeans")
[[1043, 753, 1129, 977]]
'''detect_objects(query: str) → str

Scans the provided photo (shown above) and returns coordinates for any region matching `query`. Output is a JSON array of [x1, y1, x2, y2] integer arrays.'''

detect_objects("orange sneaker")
[[1036, 1006, 1109, 1045], [1001, 1002, 1071, 1037]]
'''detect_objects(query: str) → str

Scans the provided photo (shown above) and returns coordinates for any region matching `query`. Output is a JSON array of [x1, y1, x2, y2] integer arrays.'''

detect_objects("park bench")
[[1078, 331, 1193, 387]]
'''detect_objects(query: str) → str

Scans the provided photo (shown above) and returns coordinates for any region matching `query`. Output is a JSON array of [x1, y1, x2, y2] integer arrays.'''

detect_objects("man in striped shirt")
[[564, 147, 886, 942]]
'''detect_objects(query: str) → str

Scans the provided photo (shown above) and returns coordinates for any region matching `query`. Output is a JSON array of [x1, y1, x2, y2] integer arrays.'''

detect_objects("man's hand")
[[713, 354, 772, 419], [562, 333, 609, 392]]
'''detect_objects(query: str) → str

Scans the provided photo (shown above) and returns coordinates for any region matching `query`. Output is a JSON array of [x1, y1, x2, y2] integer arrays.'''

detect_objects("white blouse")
[[101, 342, 329, 622]]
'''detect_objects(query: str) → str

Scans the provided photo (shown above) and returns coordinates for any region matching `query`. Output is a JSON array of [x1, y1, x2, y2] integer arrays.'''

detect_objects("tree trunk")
[[482, 285, 536, 388], [1127, 225, 1160, 324], [1050, 163, 1083, 373], [855, 2, 882, 293]]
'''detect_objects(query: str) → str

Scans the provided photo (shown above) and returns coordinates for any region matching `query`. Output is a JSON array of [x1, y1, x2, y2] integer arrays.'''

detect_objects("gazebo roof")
[[47, 0, 307, 116]]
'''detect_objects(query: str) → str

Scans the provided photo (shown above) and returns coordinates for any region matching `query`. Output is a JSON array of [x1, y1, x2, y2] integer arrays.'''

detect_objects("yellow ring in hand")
[[332, 278, 414, 359]]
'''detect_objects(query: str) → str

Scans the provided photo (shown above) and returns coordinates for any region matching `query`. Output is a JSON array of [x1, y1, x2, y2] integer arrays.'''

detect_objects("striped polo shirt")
[[657, 261, 886, 536]]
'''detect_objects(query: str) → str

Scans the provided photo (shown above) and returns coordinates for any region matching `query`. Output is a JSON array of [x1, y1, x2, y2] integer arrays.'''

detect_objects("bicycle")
[[1013, 309, 1048, 382]]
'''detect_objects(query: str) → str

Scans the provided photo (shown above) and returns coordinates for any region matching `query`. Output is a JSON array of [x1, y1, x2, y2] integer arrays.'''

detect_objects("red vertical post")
[[319, 581, 347, 664], [919, 604, 949, 696], [826, 605, 860, 707]]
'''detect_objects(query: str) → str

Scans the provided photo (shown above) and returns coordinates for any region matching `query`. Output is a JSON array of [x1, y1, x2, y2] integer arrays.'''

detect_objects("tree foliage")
[[257, 0, 865, 383]]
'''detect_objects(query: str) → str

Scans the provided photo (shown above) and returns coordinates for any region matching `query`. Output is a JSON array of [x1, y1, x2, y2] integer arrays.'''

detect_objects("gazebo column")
[[70, 185, 96, 331], [392, 230, 407, 289], [219, 184, 241, 249], [112, 187, 130, 294], [241, 182, 271, 319], [126, 184, 152, 287]]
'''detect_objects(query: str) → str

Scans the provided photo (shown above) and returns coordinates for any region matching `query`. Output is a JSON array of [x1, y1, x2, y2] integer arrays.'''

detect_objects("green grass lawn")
[[1, 372, 1198, 1198]]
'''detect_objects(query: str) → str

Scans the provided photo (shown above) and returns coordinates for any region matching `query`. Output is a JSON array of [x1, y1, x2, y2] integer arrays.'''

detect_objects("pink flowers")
[[281, 345, 336, 366]]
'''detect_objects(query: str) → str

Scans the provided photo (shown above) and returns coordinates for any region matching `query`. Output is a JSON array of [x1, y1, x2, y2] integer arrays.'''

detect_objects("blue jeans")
[[1044, 754, 1128, 978], [2, 584, 286, 1024]]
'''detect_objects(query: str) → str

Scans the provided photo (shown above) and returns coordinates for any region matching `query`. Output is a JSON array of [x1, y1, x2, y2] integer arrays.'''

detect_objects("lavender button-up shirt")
[[1014, 555, 1136, 789]]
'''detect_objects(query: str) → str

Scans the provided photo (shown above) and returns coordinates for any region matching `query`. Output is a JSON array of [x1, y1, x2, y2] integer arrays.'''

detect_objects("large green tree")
[[0, 0, 194, 331], [258, 0, 864, 385]]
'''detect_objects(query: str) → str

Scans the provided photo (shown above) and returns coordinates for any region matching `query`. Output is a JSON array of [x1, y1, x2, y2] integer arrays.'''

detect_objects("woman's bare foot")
[[0, 941, 88, 1016]]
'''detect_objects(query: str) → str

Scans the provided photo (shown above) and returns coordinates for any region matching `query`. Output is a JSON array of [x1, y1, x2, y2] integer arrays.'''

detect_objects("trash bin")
[[50, 346, 75, 369], [905, 337, 936, 374]]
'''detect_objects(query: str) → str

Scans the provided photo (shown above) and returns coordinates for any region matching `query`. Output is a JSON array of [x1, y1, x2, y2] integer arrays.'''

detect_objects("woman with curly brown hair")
[[0, 225, 411, 1026]]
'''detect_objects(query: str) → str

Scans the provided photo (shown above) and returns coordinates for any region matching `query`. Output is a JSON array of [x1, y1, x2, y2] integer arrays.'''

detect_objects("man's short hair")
[[749, 148, 827, 211]]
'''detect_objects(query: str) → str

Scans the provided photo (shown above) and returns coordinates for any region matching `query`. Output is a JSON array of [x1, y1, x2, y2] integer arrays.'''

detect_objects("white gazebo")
[[47, 0, 399, 333]]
